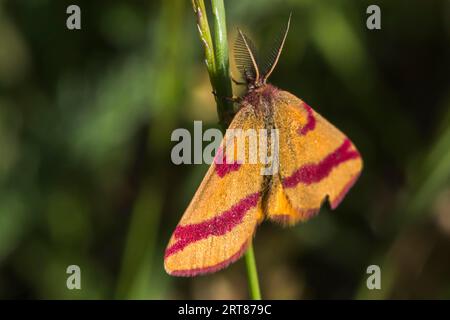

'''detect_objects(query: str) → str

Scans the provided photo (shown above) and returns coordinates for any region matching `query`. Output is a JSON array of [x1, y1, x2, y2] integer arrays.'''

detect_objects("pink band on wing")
[[214, 147, 241, 177], [330, 172, 360, 209], [282, 139, 360, 188], [298, 103, 316, 135], [168, 241, 249, 276], [164, 192, 259, 258]]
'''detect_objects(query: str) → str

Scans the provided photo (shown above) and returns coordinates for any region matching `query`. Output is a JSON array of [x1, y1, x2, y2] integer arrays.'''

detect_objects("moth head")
[[233, 13, 291, 91]]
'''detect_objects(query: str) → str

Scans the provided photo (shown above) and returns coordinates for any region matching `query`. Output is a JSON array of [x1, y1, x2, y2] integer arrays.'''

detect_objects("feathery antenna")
[[234, 29, 260, 83], [261, 13, 291, 83]]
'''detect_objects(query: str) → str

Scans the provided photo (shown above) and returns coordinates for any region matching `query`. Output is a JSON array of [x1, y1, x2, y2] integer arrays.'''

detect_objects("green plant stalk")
[[244, 242, 262, 300], [191, 0, 262, 300], [192, 0, 234, 128], [192, 0, 216, 84], [211, 0, 234, 127]]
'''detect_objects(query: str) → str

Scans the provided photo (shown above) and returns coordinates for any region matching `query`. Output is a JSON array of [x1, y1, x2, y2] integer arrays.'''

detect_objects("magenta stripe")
[[330, 173, 360, 209], [165, 192, 259, 258], [298, 103, 316, 135], [168, 241, 249, 277], [214, 147, 241, 177], [282, 139, 360, 188]]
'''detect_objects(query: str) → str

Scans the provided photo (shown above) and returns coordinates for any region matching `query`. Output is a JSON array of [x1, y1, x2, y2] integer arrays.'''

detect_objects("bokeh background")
[[0, 0, 449, 299]]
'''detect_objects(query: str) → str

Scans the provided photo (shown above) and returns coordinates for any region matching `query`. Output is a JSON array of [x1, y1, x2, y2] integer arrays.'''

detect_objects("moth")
[[165, 16, 363, 276]]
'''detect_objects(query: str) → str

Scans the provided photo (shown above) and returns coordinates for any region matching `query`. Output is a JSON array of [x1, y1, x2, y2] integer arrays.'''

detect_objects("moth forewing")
[[165, 14, 362, 276]]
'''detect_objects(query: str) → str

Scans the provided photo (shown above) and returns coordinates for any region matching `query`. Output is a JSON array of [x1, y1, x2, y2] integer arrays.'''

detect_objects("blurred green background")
[[0, 0, 449, 299]]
